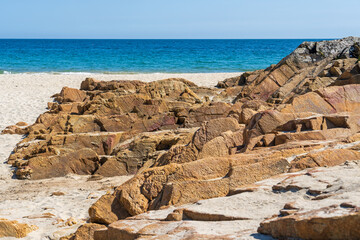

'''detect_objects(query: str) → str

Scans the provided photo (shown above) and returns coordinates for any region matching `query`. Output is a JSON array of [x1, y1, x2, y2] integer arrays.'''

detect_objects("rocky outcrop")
[[7, 37, 359, 180], [4, 78, 238, 179]]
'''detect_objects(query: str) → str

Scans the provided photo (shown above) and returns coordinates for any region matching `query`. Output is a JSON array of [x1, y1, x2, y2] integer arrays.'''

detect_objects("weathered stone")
[[89, 193, 130, 225], [18, 148, 100, 180], [192, 117, 242, 150], [56, 87, 87, 103], [198, 130, 243, 159], [61, 223, 106, 240], [1, 124, 28, 135], [258, 206, 360, 240], [0, 218, 37, 238], [94, 158, 128, 177], [80, 78, 144, 92], [289, 149, 360, 172]]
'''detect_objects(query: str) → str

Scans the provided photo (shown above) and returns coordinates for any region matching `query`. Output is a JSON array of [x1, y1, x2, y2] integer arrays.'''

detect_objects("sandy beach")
[[0, 72, 241, 239], [0, 72, 241, 129]]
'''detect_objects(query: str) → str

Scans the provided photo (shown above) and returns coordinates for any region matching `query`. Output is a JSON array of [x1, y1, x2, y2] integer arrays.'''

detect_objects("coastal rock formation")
[[4, 78, 235, 180], [2, 37, 360, 239]]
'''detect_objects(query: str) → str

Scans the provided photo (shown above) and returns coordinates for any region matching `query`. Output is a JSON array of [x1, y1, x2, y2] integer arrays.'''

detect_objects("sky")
[[1, 0, 359, 39]]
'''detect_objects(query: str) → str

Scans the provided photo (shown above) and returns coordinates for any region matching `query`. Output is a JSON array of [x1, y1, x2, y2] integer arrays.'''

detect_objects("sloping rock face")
[[257, 161, 360, 240], [218, 37, 360, 104], [3, 37, 360, 239], [243, 110, 360, 151], [82, 161, 360, 239]]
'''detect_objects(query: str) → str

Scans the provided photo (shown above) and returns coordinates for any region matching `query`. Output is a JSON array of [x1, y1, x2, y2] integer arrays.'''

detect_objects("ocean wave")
[[0, 71, 207, 75], [0, 71, 144, 75]]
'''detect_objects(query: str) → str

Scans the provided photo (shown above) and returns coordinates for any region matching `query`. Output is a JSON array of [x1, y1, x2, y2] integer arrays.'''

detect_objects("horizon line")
[[0, 38, 337, 40]]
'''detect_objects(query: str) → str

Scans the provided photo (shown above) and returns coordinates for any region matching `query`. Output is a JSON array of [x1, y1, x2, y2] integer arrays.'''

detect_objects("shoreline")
[[0, 72, 242, 130], [0, 72, 242, 126], [0, 72, 242, 88], [0, 71, 244, 75], [0, 71, 245, 74]]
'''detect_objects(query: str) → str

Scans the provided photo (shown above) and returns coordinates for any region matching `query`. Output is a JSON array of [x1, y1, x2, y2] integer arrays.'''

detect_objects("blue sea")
[[0, 39, 328, 74]]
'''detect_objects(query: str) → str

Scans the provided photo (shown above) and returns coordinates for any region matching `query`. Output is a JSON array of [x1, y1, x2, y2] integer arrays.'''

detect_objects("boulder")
[[61, 223, 106, 240], [89, 193, 130, 225], [192, 117, 242, 150], [0, 218, 37, 238], [94, 158, 128, 177], [17, 148, 100, 180], [198, 130, 243, 158], [56, 87, 87, 103]]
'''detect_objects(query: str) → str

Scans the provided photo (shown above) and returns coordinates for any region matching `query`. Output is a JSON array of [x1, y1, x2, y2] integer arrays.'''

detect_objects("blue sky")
[[1, 0, 359, 39]]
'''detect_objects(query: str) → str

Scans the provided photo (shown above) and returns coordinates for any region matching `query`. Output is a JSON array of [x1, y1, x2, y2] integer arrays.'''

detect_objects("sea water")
[[0, 39, 329, 74]]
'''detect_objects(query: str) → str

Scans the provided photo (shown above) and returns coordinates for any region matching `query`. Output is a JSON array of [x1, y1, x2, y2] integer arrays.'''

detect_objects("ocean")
[[0, 39, 328, 74]]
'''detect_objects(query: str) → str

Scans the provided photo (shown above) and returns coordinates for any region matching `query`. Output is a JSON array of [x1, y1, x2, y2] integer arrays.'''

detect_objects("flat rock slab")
[[92, 161, 360, 239]]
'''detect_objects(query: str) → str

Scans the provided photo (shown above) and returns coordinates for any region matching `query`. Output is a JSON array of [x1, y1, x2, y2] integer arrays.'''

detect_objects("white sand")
[[0, 72, 241, 239]]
